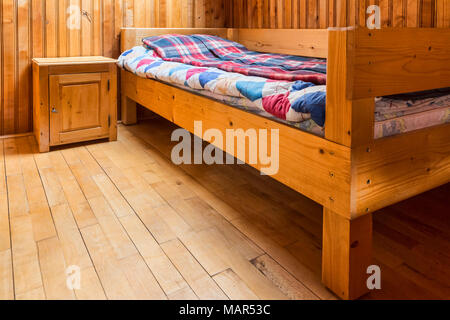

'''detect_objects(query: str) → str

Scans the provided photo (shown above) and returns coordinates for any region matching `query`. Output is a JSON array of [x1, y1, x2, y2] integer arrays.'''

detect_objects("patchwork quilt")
[[118, 45, 328, 126]]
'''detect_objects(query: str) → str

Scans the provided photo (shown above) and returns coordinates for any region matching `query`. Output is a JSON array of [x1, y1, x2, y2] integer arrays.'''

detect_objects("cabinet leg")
[[322, 208, 373, 300], [121, 95, 137, 125]]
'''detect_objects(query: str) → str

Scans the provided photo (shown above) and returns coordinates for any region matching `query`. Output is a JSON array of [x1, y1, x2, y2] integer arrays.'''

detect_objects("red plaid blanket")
[[142, 34, 327, 84]]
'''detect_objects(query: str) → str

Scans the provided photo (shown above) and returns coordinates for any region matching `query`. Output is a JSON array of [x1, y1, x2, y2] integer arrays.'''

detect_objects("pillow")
[[142, 34, 215, 60]]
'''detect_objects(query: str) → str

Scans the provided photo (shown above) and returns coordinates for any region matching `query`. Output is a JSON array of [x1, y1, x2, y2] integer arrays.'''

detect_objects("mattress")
[[118, 43, 450, 139]]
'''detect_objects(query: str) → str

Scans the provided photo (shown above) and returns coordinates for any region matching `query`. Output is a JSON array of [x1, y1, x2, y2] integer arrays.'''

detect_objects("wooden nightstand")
[[32, 57, 118, 153]]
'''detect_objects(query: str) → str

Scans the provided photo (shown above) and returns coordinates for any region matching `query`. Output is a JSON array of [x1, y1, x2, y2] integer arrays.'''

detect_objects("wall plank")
[[2, 0, 16, 134], [17, 0, 30, 133], [231, 0, 447, 29], [437, 0, 450, 27]]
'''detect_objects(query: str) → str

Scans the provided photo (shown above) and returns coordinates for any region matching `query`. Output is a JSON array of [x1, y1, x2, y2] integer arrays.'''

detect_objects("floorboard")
[[0, 119, 448, 300]]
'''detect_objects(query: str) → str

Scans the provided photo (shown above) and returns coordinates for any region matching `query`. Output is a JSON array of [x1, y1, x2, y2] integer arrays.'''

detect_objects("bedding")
[[119, 45, 327, 126], [119, 36, 450, 139], [142, 34, 327, 84]]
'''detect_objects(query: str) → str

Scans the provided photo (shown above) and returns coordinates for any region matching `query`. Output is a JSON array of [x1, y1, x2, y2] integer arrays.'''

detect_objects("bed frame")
[[120, 27, 450, 299]]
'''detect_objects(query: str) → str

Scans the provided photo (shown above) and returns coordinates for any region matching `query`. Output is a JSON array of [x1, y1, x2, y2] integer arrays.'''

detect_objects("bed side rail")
[[325, 27, 450, 217], [230, 28, 329, 58]]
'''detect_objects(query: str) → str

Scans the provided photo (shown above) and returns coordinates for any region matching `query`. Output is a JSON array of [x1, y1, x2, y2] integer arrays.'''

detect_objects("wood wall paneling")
[[0, 0, 230, 135], [0, 1, 449, 135], [231, 0, 449, 29]]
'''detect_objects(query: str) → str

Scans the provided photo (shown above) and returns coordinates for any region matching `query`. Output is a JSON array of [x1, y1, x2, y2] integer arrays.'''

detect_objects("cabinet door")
[[49, 73, 110, 145]]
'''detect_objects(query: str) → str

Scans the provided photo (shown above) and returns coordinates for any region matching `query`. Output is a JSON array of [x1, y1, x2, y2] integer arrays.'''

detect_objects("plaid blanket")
[[142, 34, 327, 84]]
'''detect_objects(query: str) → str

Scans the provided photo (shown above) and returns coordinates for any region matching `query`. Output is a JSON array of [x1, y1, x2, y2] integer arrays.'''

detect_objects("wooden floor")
[[0, 118, 449, 300]]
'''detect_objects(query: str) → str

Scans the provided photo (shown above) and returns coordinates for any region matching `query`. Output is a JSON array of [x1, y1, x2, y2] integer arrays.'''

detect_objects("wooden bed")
[[120, 27, 450, 299]]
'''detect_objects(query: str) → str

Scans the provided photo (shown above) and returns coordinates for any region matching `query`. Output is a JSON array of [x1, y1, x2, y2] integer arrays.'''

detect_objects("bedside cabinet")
[[32, 57, 118, 153]]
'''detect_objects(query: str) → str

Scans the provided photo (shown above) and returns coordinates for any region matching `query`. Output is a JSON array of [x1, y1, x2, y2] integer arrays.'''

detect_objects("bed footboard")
[[325, 27, 450, 216], [322, 27, 450, 299]]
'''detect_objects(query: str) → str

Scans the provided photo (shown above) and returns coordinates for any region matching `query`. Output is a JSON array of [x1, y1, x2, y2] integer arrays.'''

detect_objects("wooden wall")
[[0, 1, 449, 135], [0, 0, 231, 135], [232, 0, 450, 28]]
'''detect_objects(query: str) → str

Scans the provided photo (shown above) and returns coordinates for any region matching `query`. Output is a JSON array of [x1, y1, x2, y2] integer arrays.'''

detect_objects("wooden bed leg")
[[121, 95, 137, 125], [322, 208, 373, 300]]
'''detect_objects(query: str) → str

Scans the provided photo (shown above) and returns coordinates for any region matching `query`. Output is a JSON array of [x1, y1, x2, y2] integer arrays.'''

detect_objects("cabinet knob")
[[51, 107, 58, 113]]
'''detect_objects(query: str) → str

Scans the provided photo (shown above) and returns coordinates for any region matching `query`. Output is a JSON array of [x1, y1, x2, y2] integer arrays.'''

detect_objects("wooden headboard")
[[120, 28, 230, 52], [120, 28, 329, 58]]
